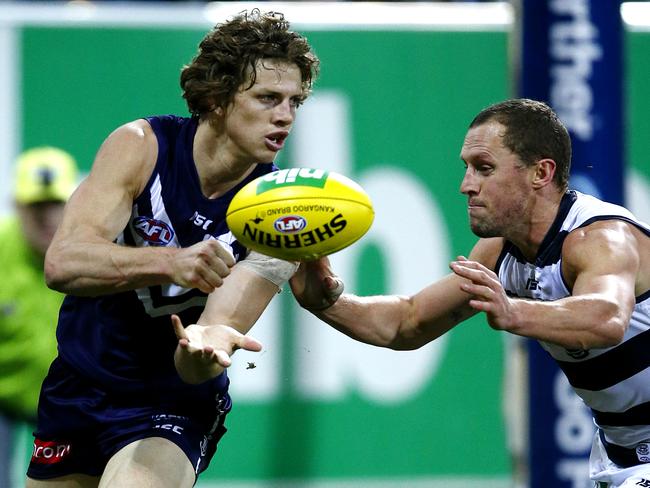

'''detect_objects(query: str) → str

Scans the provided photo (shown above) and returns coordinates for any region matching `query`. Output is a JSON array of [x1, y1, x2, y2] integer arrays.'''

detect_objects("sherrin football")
[[226, 168, 374, 261]]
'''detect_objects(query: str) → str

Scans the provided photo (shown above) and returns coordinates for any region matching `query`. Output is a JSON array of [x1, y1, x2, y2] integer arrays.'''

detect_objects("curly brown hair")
[[180, 9, 320, 116]]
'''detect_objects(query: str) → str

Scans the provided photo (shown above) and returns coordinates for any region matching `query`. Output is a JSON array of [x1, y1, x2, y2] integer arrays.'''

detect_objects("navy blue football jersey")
[[54, 115, 276, 402]]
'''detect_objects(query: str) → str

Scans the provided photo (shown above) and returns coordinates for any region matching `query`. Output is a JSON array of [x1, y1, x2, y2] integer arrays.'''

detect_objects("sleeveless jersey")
[[495, 190, 650, 447], [54, 115, 276, 402]]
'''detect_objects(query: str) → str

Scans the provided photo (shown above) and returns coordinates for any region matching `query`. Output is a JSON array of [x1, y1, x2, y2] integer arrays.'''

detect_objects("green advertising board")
[[2, 2, 650, 487]]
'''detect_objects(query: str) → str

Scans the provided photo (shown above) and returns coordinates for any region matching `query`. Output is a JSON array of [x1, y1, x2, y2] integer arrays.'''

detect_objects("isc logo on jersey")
[[133, 217, 175, 246], [226, 168, 374, 261]]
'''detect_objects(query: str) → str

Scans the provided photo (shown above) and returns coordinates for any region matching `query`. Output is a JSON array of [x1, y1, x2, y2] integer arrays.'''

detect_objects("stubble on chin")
[[469, 217, 501, 239]]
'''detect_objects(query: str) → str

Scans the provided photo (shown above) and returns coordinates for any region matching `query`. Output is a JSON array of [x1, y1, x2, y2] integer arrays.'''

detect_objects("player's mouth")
[[467, 200, 485, 214], [265, 131, 289, 152]]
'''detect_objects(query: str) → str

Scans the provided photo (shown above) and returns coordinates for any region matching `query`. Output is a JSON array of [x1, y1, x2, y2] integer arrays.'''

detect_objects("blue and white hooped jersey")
[[496, 190, 650, 447], [55, 115, 276, 399]]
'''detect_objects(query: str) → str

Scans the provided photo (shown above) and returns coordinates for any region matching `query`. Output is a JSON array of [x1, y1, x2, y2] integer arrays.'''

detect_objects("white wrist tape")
[[237, 250, 299, 287]]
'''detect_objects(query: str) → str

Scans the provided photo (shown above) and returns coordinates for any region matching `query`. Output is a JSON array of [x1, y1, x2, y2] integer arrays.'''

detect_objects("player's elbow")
[[600, 317, 627, 348], [44, 244, 72, 292], [592, 299, 630, 348], [387, 296, 431, 351]]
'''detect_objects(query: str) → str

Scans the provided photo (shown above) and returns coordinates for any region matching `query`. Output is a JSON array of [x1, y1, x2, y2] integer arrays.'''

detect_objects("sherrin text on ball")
[[226, 168, 374, 260]]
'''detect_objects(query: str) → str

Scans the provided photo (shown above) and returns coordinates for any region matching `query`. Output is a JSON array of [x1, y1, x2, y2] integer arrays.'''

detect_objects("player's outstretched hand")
[[171, 314, 263, 384], [290, 257, 344, 312], [449, 256, 515, 332], [171, 240, 236, 294]]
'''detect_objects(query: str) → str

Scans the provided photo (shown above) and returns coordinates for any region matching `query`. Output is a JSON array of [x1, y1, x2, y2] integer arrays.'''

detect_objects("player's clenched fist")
[[170, 239, 236, 293]]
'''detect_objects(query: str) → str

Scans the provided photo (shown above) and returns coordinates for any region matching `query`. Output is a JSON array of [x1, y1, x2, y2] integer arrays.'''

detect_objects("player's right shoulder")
[[104, 119, 156, 152], [89, 119, 159, 195]]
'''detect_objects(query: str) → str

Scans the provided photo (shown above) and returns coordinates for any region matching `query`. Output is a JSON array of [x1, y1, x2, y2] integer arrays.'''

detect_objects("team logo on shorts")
[[31, 439, 72, 464], [636, 442, 650, 463]]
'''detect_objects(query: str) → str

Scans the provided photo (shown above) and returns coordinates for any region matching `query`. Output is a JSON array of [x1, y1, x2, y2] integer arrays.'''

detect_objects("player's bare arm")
[[44, 120, 235, 296], [173, 253, 296, 384], [292, 237, 502, 350], [453, 220, 639, 349], [316, 273, 476, 350]]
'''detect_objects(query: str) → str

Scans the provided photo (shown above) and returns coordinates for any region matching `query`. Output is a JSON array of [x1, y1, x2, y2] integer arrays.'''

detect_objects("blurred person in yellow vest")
[[0, 147, 78, 488]]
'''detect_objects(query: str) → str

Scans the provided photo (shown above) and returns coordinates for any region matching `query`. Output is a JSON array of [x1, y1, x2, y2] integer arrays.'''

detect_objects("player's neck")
[[193, 121, 258, 199], [511, 189, 564, 261]]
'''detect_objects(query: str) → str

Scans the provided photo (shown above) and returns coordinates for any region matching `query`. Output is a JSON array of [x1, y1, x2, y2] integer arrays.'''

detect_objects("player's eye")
[[290, 97, 305, 108]]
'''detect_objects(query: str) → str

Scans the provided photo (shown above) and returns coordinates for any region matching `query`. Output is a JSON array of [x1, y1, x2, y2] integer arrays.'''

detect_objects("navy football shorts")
[[27, 357, 231, 480]]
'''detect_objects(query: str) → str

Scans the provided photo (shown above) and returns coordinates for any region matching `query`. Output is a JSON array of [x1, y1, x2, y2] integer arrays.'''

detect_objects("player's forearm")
[[45, 239, 175, 296], [314, 293, 431, 350], [506, 295, 628, 349], [197, 265, 280, 334]]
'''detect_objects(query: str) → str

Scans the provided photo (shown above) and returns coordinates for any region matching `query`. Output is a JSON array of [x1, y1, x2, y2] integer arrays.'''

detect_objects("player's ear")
[[532, 158, 556, 189], [207, 105, 226, 131]]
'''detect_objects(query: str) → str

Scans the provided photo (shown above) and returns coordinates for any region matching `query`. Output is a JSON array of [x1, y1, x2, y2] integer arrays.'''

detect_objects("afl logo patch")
[[637, 443, 650, 463], [133, 217, 174, 246], [273, 215, 306, 234]]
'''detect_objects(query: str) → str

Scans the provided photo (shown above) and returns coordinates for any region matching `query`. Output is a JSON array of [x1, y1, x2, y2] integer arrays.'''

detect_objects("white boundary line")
[[3, 2, 648, 30], [0, 2, 513, 30]]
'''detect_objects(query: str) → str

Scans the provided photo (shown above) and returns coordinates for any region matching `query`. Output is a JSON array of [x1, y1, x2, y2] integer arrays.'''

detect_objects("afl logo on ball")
[[133, 217, 175, 246], [273, 215, 306, 234]]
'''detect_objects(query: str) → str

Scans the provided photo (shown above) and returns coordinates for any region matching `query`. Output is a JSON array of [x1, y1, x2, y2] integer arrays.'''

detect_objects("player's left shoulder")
[[566, 218, 637, 247], [563, 219, 641, 273]]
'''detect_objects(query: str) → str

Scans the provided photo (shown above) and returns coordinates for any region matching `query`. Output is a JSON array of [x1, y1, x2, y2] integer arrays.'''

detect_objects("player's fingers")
[[214, 350, 233, 368], [469, 299, 492, 311], [324, 276, 344, 303], [461, 283, 497, 302], [201, 239, 235, 269], [211, 241, 236, 268], [205, 257, 232, 280], [179, 269, 217, 294], [171, 314, 188, 341], [451, 261, 491, 283], [454, 259, 497, 278], [449, 261, 473, 280], [192, 269, 225, 294], [239, 335, 263, 353], [201, 263, 230, 290]]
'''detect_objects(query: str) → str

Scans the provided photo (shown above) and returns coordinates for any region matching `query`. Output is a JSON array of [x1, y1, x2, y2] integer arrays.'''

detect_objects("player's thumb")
[[171, 314, 187, 340], [239, 335, 263, 353], [324, 276, 344, 303]]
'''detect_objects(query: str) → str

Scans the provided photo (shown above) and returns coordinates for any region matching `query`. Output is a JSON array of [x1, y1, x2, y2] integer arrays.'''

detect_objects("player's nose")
[[459, 169, 478, 195], [273, 99, 295, 126]]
